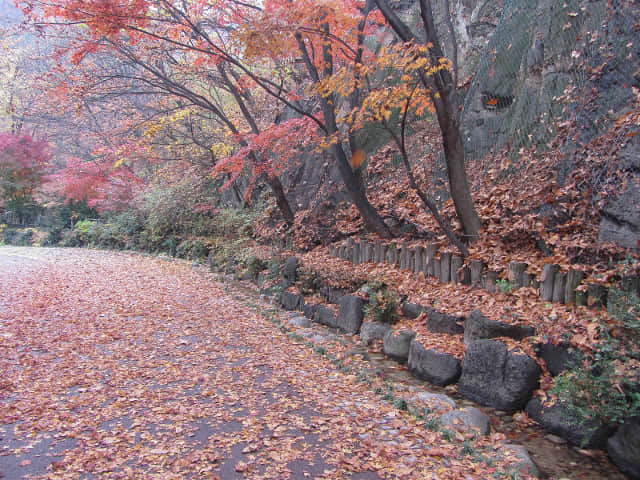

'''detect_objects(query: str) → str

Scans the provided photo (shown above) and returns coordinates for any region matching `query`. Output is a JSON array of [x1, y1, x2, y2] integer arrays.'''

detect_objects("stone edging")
[[269, 255, 638, 479]]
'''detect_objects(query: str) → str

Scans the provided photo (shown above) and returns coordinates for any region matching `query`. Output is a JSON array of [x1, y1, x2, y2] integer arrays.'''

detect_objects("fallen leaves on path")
[[0, 247, 533, 479]]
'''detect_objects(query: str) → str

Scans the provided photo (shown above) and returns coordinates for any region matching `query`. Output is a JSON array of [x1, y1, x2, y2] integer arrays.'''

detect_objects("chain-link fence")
[[458, 0, 609, 160]]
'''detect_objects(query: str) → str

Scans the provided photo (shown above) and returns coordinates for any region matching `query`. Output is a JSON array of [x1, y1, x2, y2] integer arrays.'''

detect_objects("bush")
[[364, 281, 400, 324], [73, 219, 98, 244], [551, 287, 640, 428], [2, 227, 36, 246], [243, 254, 267, 280], [43, 226, 63, 246], [175, 239, 210, 260], [297, 268, 323, 295], [214, 207, 256, 239], [143, 173, 218, 248]]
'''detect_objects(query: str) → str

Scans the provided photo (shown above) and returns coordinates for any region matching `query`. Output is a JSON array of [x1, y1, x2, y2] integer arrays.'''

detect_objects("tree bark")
[[263, 175, 295, 225]]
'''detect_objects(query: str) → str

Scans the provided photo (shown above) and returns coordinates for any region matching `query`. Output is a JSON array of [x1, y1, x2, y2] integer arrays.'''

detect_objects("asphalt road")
[[0, 247, 472, 480]]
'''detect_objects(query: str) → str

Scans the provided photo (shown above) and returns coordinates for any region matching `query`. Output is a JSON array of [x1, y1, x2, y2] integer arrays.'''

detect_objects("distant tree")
[[19, 0, 298, 225], [0, 132, 51, 222]]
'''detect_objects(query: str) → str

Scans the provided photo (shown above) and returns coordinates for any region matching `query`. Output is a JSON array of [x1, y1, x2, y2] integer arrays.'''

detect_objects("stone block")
[[408, 340, 462, 386], [459, 340, 540, 411], [383, 329, 416, 362], [336, 295, 364, 334]]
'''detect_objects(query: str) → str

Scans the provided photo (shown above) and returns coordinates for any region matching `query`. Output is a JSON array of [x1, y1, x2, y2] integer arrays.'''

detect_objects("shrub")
[[43, 226, 63, 246], [365, 281, 400, 324], [2, 227, 36, 246], [74, 220, 98, 244], [175, 239, 210, 260], [244, 254, 267, 280], [297, 268, 323, 295], [551, 287, 640, 428]]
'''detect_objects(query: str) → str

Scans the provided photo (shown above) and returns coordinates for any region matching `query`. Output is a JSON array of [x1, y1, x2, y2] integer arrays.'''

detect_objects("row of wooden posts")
[[328, 238, 611, 309]]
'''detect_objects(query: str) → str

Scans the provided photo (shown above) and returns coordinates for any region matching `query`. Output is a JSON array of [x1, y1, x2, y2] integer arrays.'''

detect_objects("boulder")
[[408, 340, 461, 386], [287, 316, 311, 328], [415, 392, 456, 414], [281, 291, 303, 311], [282, 256, 299, 288], [360, 322, 391, 346], [402, 302, 426, 319], [336, 295, 364, 334], [599, 182, 640, 250], [427, 308, 465, 335], [458, 340, 540, 411], [535, 342, 584, 376], [383, 329, 416, 362], [607, 417, 640, 479], [438, 407, 491, 435], [525, 398, 614, 449], [464, 309, 535, 346], [497, 444, 540, 478], [313, 305, 337, 329], [302, 302, 317, 320], [310, 334, 327, 344]]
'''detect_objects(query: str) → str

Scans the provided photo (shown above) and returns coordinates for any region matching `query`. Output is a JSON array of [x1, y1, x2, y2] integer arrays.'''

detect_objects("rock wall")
[[460, 0, 609, 158], [458, 0, 639, 249]]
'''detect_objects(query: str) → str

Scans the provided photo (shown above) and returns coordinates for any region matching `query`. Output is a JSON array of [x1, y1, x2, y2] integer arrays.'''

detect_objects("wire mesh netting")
[[458, 0, 608, 160]]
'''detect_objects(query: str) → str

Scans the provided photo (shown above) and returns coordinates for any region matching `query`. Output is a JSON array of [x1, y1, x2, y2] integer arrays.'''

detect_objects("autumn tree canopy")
[[12, 0, 485, 247], [0, 131, 51, 219]]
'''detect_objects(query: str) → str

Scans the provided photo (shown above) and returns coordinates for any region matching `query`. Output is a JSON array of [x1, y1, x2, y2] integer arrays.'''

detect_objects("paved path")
[[0, 247, 509, 480]]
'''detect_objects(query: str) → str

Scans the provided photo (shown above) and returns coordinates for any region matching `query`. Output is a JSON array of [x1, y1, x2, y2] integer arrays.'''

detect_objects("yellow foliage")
[[211, 143, 234, 158], [349, 148, 367, 169]]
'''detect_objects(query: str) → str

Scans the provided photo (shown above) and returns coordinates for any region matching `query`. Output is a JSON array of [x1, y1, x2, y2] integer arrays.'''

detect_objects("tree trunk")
[[264, 175, 295, 226], [374, 0, 482, 239], [330, 143, 393, 237], [295, 29, 392, 238], [219, 63, 296, 226]]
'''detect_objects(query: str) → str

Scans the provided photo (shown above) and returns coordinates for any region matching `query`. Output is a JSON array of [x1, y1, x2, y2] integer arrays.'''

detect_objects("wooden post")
[[380, 244, 388, 264], [541, 264, 559, 301], [364, 242, 374, 263], [398, 244, 407, 269], [588, 284, 607, 309], [424, 243, 438, 277], [509, 262, 528, 288], [433, 256, 441, 280], [451, 256, 464, 283], [346, 238, 354, 262], [387, 244, 398, 266], [413, 247, 425, 274], [352, 242, 360, 265], [522, 272, 533, 288], [470, 260, 485, 286], [357, 240, 364, 263], [440, 252, 452, 283], [483, 271, 499, 293], [374, 241, 383, 263], [565, 269, 584, 305], [552, 272, 567, 303], [406, 248, 415, 271]]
